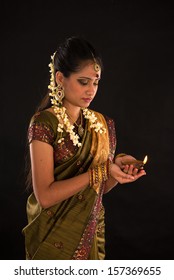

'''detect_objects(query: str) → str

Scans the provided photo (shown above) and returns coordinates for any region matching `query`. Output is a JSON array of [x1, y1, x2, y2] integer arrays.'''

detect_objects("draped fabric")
[[22, 109, 116, 260]]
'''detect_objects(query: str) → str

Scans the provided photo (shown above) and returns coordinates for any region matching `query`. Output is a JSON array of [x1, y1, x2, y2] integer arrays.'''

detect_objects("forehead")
[[73, 62, 101, 78]]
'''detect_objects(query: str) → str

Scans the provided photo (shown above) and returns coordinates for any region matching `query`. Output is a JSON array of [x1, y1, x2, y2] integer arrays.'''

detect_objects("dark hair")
[[25, 36, 103, 190], [54, 35, 103, 78], [37, 35, 103, 112]]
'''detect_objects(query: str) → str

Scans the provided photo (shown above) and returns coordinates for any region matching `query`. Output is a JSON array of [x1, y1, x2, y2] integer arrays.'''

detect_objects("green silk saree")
[[22, 109, 116, 260]]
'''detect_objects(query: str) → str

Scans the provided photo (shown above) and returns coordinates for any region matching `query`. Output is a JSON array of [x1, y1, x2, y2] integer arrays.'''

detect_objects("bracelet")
[[89, 159, 111, 187]]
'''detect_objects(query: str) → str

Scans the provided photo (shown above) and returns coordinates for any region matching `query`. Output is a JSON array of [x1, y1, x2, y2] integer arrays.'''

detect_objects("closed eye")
[[77, 79, 99, 86], [78, 79, 88, 85]]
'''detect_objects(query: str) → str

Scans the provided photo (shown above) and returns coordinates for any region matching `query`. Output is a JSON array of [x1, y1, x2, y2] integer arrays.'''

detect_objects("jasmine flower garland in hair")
[[48, 52, 106, 147], [48, 52, 58, 102]]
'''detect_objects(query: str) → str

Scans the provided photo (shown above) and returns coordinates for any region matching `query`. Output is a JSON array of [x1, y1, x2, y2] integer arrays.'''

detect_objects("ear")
[[55, 71, 64, 85]]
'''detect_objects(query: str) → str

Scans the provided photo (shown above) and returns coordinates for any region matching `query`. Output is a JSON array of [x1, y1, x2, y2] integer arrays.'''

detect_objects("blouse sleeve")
[[28, 112, 55, 146]]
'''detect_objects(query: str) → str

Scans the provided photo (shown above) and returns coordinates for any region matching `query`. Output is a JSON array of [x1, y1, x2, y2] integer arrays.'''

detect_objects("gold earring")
[[55, 84, 65, 104]]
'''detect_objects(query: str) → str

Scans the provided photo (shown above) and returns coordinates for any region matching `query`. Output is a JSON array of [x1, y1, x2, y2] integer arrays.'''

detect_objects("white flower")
[[48, 52, 106, 147], [51, 106, 106, 147]]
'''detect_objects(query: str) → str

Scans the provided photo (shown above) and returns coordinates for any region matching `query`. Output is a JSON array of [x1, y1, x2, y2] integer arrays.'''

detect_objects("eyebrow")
[[78, 76, 101, 80]]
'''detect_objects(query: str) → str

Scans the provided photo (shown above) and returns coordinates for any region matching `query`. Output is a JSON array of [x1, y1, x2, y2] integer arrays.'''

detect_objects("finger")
[[134, 170, 146, 179], [116, 167, 135, 179], [123, 164, 129, 174], [127, 164, 134, 175], [122, 173, 135, 180], [132, 168, 139, 176], [118, 176, 136, 184], [138, 169, 146, 175]]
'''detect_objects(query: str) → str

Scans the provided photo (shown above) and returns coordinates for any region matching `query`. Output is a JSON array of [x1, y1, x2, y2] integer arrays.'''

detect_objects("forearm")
[[104, 176, 118, 193], [34, 172, 90, 209], [104, 163, 118, 193]]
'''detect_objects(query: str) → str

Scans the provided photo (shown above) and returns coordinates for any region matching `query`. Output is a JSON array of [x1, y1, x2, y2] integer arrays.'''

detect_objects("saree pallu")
[[22, 110, 116, 260]]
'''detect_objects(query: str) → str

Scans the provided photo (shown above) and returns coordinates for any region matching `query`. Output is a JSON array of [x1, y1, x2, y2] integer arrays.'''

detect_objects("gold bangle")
[[101, 162, 107, 181], [89, 160, 111, 187], [88, 168, 93, 187], [98, 165, 102, 183]]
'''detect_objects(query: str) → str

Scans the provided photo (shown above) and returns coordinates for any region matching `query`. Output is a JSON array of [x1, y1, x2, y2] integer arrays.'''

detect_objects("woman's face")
[[56, 62, 101, 110]]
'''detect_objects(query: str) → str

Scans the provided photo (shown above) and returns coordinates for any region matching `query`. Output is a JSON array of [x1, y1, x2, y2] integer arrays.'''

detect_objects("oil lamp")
[[122, 155, 148, 169]]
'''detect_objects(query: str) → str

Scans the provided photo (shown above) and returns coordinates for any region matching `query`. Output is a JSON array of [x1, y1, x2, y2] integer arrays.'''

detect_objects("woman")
[[22, 36, 146, 260]]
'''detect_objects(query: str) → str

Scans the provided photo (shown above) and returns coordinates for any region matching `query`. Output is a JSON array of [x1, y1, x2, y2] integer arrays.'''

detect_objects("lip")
[[82, 98, 92, 103]]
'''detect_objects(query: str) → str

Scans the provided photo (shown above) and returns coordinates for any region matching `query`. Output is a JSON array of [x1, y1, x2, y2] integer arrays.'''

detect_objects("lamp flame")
[[143, 155, 148, 164]]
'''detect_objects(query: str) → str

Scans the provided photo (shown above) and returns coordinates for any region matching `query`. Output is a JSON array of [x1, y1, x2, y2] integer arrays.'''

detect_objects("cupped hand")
[[110, 163, 146, 184]]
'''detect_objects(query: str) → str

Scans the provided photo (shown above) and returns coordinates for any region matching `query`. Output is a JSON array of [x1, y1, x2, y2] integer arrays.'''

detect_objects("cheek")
[[65, 84, 81, 99], [64, 80, 84, 96], [64, 82, 74, 94], [94, 87, 98, 94], [72, 83, 83, 94]]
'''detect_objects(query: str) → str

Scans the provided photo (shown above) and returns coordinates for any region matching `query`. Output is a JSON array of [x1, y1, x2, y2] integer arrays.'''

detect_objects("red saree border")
[[72, 183, 105, 260]]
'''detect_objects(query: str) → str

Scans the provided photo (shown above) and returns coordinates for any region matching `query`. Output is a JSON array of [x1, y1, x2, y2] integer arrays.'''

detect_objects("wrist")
[[109, 163, 115, 177]]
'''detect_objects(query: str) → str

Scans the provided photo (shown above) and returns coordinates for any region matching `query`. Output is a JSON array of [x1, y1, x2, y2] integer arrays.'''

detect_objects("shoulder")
[[29, 109, 58, 130], [28, 110, 58, 145]]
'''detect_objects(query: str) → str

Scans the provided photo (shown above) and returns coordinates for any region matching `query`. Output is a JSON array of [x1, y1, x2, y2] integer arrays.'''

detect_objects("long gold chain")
[[66, 109, 84, 137]]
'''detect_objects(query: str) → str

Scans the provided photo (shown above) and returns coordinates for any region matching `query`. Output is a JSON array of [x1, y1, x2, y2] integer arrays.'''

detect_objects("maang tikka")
[[93, 59, 100, 72], [91, 52, 100, 72]]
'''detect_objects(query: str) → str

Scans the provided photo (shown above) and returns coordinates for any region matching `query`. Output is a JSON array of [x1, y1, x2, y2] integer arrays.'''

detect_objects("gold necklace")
[[66, 110, 84, 137]]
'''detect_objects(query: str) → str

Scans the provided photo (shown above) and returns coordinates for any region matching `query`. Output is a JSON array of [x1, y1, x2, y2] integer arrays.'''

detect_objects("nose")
[[86, 84, 96, 96]]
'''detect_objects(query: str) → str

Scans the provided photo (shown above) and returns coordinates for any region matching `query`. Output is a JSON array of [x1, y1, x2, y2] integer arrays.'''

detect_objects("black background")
[[1, 0, 174, 260]]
